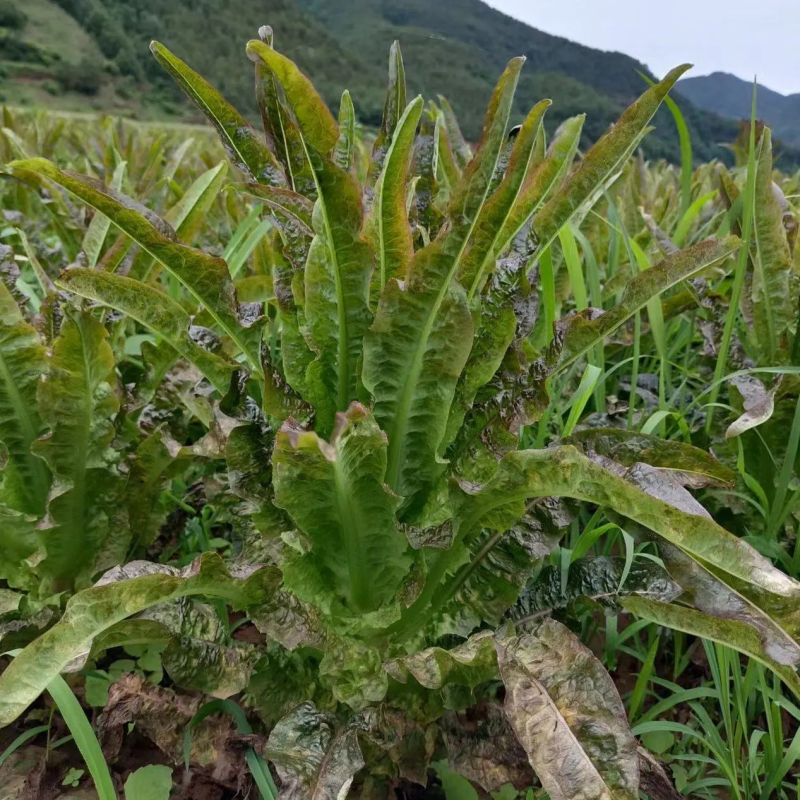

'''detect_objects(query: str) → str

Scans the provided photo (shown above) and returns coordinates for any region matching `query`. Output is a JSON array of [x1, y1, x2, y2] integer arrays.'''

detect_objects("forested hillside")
[[1, 0, 797, 165]]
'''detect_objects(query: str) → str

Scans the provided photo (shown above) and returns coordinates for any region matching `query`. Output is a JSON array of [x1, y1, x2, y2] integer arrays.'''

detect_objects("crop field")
[[1, 27, 800, 800]]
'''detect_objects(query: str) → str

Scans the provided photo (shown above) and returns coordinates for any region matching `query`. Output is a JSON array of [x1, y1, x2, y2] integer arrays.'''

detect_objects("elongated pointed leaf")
[[437, 95, 472, 170], [273, 404, 411, 614], [0, 284, 49, 515], [460, 98, 550, 298], [548, 237, 741, 374], [302, 147, 373, 430], [751, 127, 793, 358], [266, 702, 364, 800], [624, 595, 800, 700], [0, 553, 280, 728], [455, 446, 800, 600], [253, 29, 316, 196], [32, 310, 122, 592], [334, 90, 356, 173], [413, 106, 444, 238], [564, 428, 735, 487], [246, 40, 339, 157], [532, 65, 691, 250], [369, 41, 408, 184], [363, 58, 524, 509], [150, 41, 285, 187], [366, 96, 424, 293], [56, 268, 236, 393], [82, 159, 126, 267], [491, 114, 584, 269], [167, 161, 228, 244], [11, 158, 263, 372], [497, 620, 639, 800]]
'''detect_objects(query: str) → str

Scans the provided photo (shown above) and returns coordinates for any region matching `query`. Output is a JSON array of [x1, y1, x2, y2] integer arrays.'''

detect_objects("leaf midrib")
[[0, 332, 48, 507]]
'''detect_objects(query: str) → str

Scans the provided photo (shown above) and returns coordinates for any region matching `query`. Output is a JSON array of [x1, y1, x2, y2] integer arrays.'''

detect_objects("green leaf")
[[459, 98, 550, 299], [531, 65, 691, 251], [547, 237, 741, 375], [82, 159, 126, 268], [266, 702, 364, 800], [302, 146, 373, 429], [150, 41, 285, 187], [490, 113, 584, 275], [457, 447, 800, 598], [751, 127, 793, 359], [369, 40, 408, 184], [0, 506, 39, 591], [246, 40, 339, 157], [564, 428, 735, 487], [253, 27, 316, 197], [624, 595, 800, 701], [437, 95, 472, 170], [509, 556, 681, 623], [0, 553, 280, 728], [384, 629, 498, 689], [148, 598, 262, 698], [434, 761, 479, 800], [497, 620, 639, 800], [366, 95, 424, 293], [124, 764, 173, 800], [56, 268, 237, 393], [363, 58, 524, 510], [273, 403, 411, 614], [32, 310, 121, 591], [0, 283, 49, 515], [413, 106, 444, 238], [334, 90, 357, 174], [11, 158, 263, 373], [167, 161, 228, 245]]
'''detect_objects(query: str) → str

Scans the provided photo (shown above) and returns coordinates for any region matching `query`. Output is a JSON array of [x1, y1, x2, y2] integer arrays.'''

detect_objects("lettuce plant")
[[2, 29, 800, 799]]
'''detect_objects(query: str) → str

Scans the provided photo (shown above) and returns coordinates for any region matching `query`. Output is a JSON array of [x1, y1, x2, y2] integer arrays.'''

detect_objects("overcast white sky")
[[485, 0, 800, 95]]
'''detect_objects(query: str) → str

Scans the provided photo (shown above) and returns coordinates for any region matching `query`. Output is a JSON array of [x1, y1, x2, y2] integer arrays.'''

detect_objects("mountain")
[[679, 72, 800, 149], [2, 0, 795, 166]]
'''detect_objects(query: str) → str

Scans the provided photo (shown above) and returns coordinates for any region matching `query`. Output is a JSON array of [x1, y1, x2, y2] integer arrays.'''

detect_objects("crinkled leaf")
[[56, 268, 236, 393], [32, 310, 121, 591], [302, 146, 373, 431], [510, 556, 681, 623], [455, 446, 800, 600], [246, 41, 339, 157], [565, 428, 735, 487], [273, 403, 411, 613], [0, 283, 49, 515], [319, 636, 388, 710], [384, 629, 498, 690], [0, 553, 280, 727], [266, 702, 365, 800], [363, 58, 524, 511], [151, 41, 285, 186], [497, 620, 639, 800], [10, 158, 263, 373], [146, 598, 261, 698], [441, 705, 534, 793], [0, 505, 39, 591]]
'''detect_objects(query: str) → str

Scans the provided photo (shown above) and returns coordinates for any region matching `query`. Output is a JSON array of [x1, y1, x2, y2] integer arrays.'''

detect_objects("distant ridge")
[[679, 72, 800, 149], [4, 0, 799, 166]]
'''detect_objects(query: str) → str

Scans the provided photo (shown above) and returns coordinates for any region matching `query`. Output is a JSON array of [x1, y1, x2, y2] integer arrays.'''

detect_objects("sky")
[[485, 0, 800, 95]]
